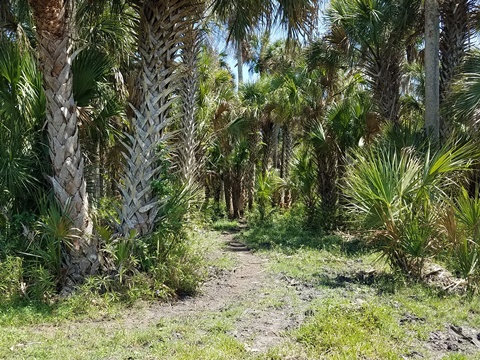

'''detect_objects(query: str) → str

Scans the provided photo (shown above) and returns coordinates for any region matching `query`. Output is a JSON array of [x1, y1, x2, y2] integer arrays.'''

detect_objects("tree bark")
[[425, 0, 440, 141], [179, 23, 201, 189], [237, 42, 243, 87], [120, 1, 195, 235], [439, 0, 471, 140]]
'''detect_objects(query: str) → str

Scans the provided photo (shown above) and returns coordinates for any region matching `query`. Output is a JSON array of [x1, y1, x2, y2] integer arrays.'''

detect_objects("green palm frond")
[[447, 50, 480, 125], [0, 37, 44, 209]]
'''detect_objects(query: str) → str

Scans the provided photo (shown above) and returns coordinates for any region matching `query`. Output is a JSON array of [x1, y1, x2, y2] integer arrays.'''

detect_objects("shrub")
[[344, 141, 476, 278]]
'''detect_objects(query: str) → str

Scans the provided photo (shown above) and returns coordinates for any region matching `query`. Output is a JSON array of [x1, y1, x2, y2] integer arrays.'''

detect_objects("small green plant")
[[25, 197, 78, 287], [256, 169, 283, 221], [442, 188, 480, 286], [0, 256, 24, 303]]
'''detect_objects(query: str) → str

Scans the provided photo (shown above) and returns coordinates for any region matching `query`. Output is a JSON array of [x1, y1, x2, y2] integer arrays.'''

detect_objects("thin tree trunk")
[[246, 122, 260, 210], [425, 0, 440, 141], [261, 121, 274, 177], [237, 42, 243, 87], [224, 171, 234, 218], [231, 166, 244, 219], [29, 0, 98, 282], [179, 23, 201, 189]]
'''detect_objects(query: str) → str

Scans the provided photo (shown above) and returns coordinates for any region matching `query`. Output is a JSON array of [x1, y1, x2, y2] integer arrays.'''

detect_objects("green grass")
[[1, 215, 480, 359], [243, 213, 480, 360], [211, 219, 240, 232]]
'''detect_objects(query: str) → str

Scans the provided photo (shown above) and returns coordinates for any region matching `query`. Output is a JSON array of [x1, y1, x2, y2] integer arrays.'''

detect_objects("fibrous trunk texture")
[[178, 24, 200, 189], [29, 0, 98, 281], [439, 0, 471, 139], [370, 47, 402, 124], [120, 1, 196, 236], [315, 138, 339, 230]]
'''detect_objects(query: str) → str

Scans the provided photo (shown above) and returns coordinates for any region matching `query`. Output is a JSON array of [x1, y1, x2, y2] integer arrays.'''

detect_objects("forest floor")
[[1, 222, 480, 359]]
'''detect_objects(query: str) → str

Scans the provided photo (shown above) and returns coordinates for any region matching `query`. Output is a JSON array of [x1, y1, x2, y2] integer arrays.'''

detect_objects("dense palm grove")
[[1, 0, 480, 300]]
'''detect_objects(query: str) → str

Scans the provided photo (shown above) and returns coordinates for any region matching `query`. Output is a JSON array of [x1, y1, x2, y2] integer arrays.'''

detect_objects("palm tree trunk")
[[178, 24, 200, 189], [29, 0, 98, 281], [439, 0, 471, 140], [261, 121, 274, 177], [237, 42, 243, 87], [372, 51, 402, 124], [120, 1, 194, 235], [425, 0, 440, 141], [224, 171, 234, 218]]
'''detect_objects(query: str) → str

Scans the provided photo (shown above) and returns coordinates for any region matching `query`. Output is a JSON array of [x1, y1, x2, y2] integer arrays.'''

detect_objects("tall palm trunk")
[[223, 171, 234, 218], [178, 24, 200, 189], [237, 42, 243, 86], [372, 48, 402, 124], [439, 0, 471, 139], [425, 0, 440, 141], [231, 166, 245, 218], [29, 0, 98, 281], [261, 120, 275, 177], [120, 1, 195, 235]]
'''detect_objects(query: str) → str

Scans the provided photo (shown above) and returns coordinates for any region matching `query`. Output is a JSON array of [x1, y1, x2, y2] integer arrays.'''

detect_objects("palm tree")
[[197, 46, 236, 216], [328, 0, 421, 124], [239, 78, 271, 210], [28, 0, 99, 281]]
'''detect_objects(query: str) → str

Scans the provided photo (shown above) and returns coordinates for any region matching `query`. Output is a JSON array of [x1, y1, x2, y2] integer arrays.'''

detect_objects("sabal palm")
[[239, 77, 272, 210], [328, 0, 420, 124], [447, 50, 480, 126], [345, 140, 478, 276]]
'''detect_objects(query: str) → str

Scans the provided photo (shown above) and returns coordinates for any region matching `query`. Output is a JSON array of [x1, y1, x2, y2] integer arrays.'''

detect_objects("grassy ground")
[[1, 214, 480, 359], [242, 213, 480, 359]]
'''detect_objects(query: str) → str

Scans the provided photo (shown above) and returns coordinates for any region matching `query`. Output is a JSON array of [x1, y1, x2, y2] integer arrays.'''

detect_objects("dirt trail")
[[121, 230, 316, 353]]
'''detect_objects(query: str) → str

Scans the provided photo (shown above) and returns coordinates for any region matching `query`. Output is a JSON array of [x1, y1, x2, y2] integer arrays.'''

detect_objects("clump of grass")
[[296, 300, 407, 359], [242, 208, 369, 257], [212, 219, 239, 232]]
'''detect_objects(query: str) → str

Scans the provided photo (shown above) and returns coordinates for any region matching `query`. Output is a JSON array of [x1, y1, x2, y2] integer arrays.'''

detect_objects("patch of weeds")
[[212, 219, 240, 232], [0, 300, 56, 326], [243, 211, 371, 259], [295, 299, 409, 359]]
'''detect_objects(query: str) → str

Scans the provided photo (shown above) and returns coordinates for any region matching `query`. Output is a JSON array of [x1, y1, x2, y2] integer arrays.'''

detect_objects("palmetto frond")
[[446, 50, 480, 127], [0, 37, 44, 210]]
